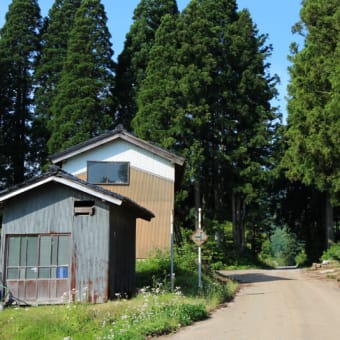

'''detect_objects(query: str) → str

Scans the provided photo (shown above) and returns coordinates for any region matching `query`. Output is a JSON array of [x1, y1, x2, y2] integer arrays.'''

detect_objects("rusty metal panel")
[[49, 280, 57, 299], [71, 198, 110, 303], [6, 281, 18, 299], [1, 183, 111, 304], [18, 281, 25, 300], [25, 280, 37, 300], [56, 280, 69, 302]]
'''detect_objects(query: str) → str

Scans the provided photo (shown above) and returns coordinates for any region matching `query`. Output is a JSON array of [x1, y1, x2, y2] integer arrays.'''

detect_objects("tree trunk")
[[232, 192, 246, 249], [325, 194, 334, 248]]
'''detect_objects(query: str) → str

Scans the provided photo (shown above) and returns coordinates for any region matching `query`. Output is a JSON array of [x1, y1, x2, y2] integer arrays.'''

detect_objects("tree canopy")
[[47, 0, 115, 153], [0, 0, 338, 259], [114, 0, 179, 130], [282, 0, 340, 246], [33, 0, 82, 165], [283, 0, 340, 204], [133, 0, 280, 248], [0, 0, 42, 187]]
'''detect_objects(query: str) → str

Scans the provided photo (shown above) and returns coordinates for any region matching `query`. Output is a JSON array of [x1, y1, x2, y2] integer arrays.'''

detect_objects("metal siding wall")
[[2, 183, 75, 234], [0, 183, 111, 304], [109, 205, 136, 297], [72, 200, 110, 303], [72, 204, 109, 303], [0, 230, 4, 285], [77, 167, 174, 258]]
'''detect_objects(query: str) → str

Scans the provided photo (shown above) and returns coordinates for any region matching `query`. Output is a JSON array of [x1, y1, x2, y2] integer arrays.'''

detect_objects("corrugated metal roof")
[[49, 125, 185, 166], [0, 165, 154, 221]]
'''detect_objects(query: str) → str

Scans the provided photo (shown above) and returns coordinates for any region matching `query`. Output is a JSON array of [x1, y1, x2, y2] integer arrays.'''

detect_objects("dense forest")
[[0, 0, 339, 263]]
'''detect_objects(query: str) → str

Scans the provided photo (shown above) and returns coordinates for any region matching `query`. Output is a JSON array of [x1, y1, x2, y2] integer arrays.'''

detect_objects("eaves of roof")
[[50, 126, 185, 167], [0, 166, 154, 221]]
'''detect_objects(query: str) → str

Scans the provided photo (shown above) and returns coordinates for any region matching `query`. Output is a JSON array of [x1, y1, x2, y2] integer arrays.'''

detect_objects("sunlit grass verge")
[[136, 247, 239, 314], [0, 242, 239, 339], [0, 279, 238, 340], [0, 293, 204, 339]]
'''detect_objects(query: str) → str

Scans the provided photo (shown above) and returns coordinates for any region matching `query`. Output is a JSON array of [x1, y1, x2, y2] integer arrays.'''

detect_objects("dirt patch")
[[304, 261, 340, 286]]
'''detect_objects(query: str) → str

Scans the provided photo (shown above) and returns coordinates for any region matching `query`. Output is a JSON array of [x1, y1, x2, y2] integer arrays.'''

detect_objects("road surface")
[[157, 268, 340, 340]]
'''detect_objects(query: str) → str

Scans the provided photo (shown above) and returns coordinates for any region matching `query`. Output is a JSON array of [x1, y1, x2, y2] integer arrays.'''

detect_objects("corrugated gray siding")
[[0, 182, 111, 304], [109, 205, 136, 297]]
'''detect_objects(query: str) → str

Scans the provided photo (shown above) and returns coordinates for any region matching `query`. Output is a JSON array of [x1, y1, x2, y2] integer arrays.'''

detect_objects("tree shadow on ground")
[[218, 270, 293, 283]]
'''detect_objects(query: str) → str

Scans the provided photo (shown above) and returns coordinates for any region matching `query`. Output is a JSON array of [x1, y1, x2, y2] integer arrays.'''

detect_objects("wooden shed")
[[0, 167, 153, 305], [50, 126, 185, 258]]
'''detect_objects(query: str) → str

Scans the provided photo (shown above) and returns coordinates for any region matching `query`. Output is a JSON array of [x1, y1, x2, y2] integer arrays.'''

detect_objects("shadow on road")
[[218, 270, 293, 283]]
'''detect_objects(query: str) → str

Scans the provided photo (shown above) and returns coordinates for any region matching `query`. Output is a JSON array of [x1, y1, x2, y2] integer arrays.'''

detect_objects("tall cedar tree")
[[133, 0, 279, 249], [0, 0, 42, 188], [282, 0, 340, 247], [34, 0, 81, 166], [48, 0, 115, 153], [114, 0, 178, 130]]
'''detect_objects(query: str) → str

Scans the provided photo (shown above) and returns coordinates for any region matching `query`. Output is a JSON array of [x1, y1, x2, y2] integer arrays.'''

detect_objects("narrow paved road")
[[158, 269, 340, 340]]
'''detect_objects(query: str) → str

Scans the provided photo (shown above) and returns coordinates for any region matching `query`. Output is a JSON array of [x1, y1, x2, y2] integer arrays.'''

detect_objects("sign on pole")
[[191, 229, 208, 246], [191, 208, 208, 289]]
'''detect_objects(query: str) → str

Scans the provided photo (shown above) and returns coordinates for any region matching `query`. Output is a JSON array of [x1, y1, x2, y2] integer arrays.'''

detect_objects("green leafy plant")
[[321, 243, 340, 262], [259, 226, 306, 267], [0, 240, 239, 340]]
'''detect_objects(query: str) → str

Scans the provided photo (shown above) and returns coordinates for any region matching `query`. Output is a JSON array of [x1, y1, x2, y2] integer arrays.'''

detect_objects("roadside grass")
[[0, 293, 208, 339], [0, 246, 238, 339]]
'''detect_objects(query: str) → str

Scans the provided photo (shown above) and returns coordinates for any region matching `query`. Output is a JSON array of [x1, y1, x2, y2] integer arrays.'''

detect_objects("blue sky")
[[0, 0, 303, 119]]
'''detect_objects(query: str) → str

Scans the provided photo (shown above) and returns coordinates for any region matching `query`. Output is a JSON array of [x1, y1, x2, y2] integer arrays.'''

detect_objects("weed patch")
[[0, 243, 239, 339]]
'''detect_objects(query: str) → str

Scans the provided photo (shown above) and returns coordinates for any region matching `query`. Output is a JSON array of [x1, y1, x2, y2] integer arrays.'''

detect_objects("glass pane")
[[88, 162, 129, 184], [51, 236, 58, 265], [27, 236, 38, 266], [57, 266, 68, 279], [20, 237, 27, 266], [88, 162, 107, 183], [58, 236, 70, 265], [108, 163, 128, 184], [27, 267, 38, 279], [19, 268, 26, 279], [38, 268, 50, 279], [51, 267, 57, 278], [8, 237, 20, 266], [7, 268, 19, 280], [40, 236, 51, 266]]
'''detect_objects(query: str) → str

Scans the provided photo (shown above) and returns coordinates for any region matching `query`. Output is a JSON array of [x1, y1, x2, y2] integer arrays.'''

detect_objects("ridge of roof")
[[49, 125, 185, 166], [0, 165, 154, 221]]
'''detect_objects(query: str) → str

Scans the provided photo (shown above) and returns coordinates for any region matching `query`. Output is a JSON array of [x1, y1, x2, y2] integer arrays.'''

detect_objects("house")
[[50, 126, 185, 258], [0, 167, 154, 304]]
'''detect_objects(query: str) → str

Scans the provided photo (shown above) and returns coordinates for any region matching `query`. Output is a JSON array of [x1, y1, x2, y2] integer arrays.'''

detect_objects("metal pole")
[[198, 208, 202, 289], [170, 210, 174, 291]]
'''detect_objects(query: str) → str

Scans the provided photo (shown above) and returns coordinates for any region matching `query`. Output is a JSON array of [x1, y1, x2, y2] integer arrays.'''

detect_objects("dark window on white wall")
[[6, 234, 71, 280], [87, 161, 129, 184]]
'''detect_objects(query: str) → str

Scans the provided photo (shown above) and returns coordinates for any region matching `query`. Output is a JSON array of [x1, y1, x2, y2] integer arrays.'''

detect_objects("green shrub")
[[295, 249, 308, 267], [259, 227, 305, 267], [136, 241, 238, 307], [321, 243, 340, 261], [136, 249, 171, 289]]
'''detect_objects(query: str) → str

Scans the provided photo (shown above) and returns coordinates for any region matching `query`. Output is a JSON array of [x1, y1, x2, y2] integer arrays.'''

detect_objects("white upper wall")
[[61, 139, 175, 182]]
